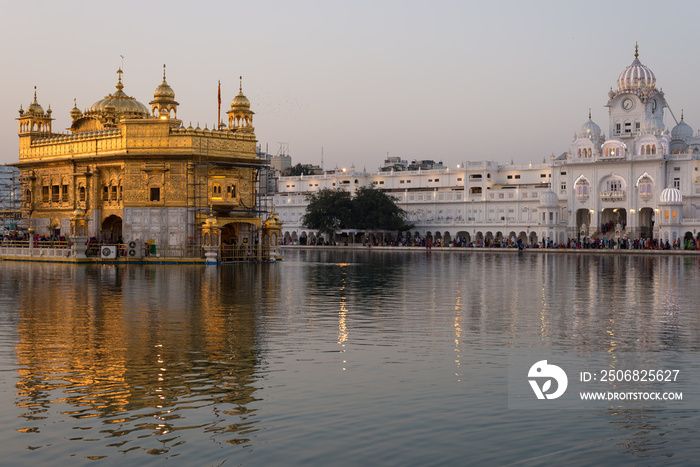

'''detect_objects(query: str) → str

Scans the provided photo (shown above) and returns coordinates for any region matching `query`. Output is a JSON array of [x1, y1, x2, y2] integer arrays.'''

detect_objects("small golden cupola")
[[150, 64, 179, 120], [227, 77, 254, 132], [18, 87, 53, 134], [70, 98, 82, 122]]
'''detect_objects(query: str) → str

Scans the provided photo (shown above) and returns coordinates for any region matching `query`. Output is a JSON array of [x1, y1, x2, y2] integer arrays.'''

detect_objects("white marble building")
[[273, 45, 700, 246]]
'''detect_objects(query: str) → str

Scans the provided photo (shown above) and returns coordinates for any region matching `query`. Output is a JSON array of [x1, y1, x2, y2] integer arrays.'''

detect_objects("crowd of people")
[[1, 232, 70, 247], [282, 232, 700, 251]]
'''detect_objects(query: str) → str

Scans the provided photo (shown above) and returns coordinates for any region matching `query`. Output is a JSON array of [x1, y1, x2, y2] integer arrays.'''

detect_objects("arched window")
[[79, 186, 86, 202], [575, 176, 590, 200], [637, 173, 654, 201], [212, 183, 222, 199]]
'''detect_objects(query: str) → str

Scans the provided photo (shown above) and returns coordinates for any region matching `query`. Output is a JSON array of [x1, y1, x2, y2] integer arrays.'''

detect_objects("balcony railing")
[[600, 190, 626, 202]]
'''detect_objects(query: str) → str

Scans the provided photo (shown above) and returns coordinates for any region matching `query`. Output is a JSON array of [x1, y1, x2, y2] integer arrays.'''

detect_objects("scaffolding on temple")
[[0, 166, 22, 234]]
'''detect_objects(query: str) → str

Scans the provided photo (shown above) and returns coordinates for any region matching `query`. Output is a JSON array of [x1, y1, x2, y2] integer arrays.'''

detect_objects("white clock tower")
[[606, 43, 668, 145]]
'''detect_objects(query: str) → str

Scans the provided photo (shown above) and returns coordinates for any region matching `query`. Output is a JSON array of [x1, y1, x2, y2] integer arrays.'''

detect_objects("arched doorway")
[[576, 209, 591, 238], [101, 215, 122, 243], [221, 223, 239, 245], [639, 208, 654, 239], [529, 231, 538, 246], [600, 208, 627, 235], [443, 231, 452, 245]]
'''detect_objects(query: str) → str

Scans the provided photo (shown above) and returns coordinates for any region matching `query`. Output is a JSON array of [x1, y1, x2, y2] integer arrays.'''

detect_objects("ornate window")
[[61, 179, 69, 203], [212, 183, 222, 199], [574, 175, 590, 201], [637, 173, 653, 201], [607, 179, 622, 192]]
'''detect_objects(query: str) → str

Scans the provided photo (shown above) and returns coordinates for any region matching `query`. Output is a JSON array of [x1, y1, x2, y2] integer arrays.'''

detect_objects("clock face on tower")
[[622, 98, 633, 111]]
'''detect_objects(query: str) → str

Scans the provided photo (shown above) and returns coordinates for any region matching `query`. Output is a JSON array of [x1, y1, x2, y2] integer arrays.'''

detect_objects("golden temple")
[[10, 66, 281, 262]]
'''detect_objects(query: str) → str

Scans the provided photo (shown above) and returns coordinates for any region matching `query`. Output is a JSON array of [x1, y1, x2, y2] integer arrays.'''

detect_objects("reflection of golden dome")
[[153, 65, 175, 100], [88, 68, 149, 118]]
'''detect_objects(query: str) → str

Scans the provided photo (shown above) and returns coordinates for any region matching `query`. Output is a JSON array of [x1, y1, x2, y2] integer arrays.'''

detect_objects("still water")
[[1, 250, 700, 465]]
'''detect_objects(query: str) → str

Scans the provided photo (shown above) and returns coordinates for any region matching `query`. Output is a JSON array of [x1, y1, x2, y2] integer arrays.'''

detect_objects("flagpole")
[[217, 80, 221, 130]]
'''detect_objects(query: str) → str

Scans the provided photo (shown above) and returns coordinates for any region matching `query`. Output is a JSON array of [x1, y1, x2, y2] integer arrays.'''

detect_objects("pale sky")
[[2, 0, 700, 170]]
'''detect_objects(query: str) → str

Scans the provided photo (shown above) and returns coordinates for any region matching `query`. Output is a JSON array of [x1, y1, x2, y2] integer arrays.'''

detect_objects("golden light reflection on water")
[[453, 282, 463, 382], [338, 263, 349, 371], [10, 263, 271, 456]]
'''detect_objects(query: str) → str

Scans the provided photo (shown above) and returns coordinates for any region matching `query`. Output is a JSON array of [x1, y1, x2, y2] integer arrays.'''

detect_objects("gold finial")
[[681, 110, 684, 121], [117, 67, 123, 83], [634, 41, 638, 59], [163, 64, 166, 80], [239, 76, 242, 92], [588, 108, 591, 119], [74, 98, 77, 107], [34, 86, 37, 100]]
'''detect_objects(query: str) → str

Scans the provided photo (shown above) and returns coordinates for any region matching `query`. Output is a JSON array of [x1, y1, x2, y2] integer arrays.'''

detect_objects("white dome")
[[642, 112, 665, 136], [659, 187, 682, 204], [671, 116, 693, 140], [539, 187, 559, 207], [617, 45, 656, 92], [578, 115, 601, 141]]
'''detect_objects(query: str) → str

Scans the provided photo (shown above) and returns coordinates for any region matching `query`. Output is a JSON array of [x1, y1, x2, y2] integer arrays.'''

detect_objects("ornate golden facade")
[[14, 67, 271, 248]]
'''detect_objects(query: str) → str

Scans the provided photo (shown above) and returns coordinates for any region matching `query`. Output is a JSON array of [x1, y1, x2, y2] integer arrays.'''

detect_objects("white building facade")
[[273, 45, 700, 246]]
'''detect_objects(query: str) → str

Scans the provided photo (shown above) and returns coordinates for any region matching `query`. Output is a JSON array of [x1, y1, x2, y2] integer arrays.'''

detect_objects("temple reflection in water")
[[12, 262, 280, 449]]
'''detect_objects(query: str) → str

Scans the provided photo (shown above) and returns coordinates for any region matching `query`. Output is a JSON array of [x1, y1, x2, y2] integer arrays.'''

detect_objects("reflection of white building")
[[273, 45, 700, 245]]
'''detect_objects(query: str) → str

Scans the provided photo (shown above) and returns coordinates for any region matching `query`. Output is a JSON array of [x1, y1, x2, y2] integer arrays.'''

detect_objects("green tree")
[[302, 186, 412, 236], [285, 163, 313, 176], [350, 186, 412, 232], [301, 188, 353, 235]]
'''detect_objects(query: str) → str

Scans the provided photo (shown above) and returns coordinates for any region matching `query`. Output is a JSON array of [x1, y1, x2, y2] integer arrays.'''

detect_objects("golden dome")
[[26, 87, 45, 115], [231, 77, 251, 109], [153, 64, 176, 100], [88, 68, 149, 118], [70, 98, 82, 119]]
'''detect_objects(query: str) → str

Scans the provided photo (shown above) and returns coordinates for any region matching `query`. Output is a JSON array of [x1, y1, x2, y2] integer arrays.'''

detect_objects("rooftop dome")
[[231, 77, 251, 109], [153, 65, 175, 100], [88, 68, 149, 118], [659, 187, 682, 204], [578, 111, 601, 141], [617, 44, 656, 92], [26, 87, 44, 115], [539, 187, 559, 207], [642, 110, 665, 136], [671, 112, 693, 140]]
